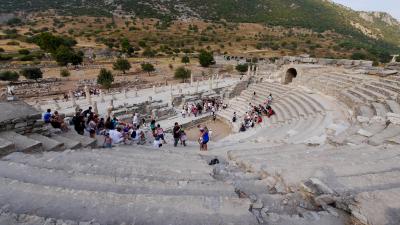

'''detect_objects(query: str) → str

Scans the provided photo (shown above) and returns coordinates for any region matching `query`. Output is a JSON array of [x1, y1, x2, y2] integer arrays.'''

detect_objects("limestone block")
[[14, 122, 27, 129], [387, 113, 400, 125]]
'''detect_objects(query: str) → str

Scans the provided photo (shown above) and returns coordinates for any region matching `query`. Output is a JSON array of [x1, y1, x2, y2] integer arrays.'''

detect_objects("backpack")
[[131, 131, 137, 139], [209, 158, 219, 165]]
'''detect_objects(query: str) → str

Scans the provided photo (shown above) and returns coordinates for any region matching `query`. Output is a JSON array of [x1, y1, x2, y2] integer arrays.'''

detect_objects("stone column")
[[123, 89, 128, 99], [54, 100, 61, 110], [85, 85, 92, 106], [134, 87, 138, 97], [190, 73, 194, 86], [208, 78, 212, 90], [100, 90, 105, 103], [211, 76, 214, 90], [255, 66, 259, 76], [153, 85, 156, 94], [93, 100, 98, 114], [195, 80, 199, 93], [107, 100, 113, 118], [69, 90, 76, 107]]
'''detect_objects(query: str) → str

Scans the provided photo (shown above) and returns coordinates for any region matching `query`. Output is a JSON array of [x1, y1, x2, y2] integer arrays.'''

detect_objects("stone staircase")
[[227, 143, 400, 225], [0, 145, 257, 225], [0, 129, 96, 156]]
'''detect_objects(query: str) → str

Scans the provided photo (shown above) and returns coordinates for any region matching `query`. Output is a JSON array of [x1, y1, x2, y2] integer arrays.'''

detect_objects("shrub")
[[181, 55, 190, 64], [20, 67, 43, 80], [113, 58, 131, 74], [141, 62, 155, 76], [60, 69, 71, 77], [174, 66, 191, 82], [0, 48, 4, 53], [0, 54, 13, 61], [198, 50, 215, 67], [18, 49, 30, 55], [0, 71, 19, 81], [19, 55, 34, 61], [6, 41, 19, 46], [97, 68, 114, 89], [235, 63, 248, 73]]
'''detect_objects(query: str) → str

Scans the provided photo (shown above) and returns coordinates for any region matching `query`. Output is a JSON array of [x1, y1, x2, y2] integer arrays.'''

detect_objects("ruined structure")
[[0, 59, 399, 225]]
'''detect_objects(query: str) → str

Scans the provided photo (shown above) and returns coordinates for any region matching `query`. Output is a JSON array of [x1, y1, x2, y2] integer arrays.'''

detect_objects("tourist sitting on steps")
[[232, 112, 237, 123], [137, 131, 146, 145], [239, 123, 246, 132], [43, 109, 52, 123], [103, 133, 112, 148], [50, 111, 69, 132]]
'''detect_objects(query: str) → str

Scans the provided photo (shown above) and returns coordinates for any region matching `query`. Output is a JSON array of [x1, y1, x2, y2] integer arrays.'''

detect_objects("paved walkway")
[[32, 78, 239, 117]]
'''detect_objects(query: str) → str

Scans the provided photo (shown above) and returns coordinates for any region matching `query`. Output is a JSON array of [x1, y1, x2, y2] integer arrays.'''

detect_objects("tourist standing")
[[156, 124, 167, 144], [173, 122, 181, 147]]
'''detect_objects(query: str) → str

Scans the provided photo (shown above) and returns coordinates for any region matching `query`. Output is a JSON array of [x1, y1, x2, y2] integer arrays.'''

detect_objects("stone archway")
[[284, 68, 297, 84]]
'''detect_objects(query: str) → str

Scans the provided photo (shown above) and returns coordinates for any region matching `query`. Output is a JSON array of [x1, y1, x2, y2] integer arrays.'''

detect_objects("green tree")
[[97, 68, 114, 89], [20, 67, 43, 80], [235, 63, 248, 73], [32, 32, 76, 54], [141, 62, 155, 76], [142, 48, 156, 57], [198, 50, 215, 67], [60, 69, 70, 77], [113, 58, 131, 74], [351, 52, 367, 60], [54, 46, 83, 66], [120, 38, 134, 56], [18, 49, 30, 55], [174, 66, 191, 82], [181, 55, 190, 64], [0, 71, 19, 81]]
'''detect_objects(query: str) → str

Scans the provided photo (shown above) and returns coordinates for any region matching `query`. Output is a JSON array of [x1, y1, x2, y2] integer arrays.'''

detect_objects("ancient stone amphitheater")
[[0, 62, 400, 225]]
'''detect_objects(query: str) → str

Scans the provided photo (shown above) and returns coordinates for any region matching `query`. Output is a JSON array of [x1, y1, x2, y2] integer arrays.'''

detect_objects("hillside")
[[1, 0, 400, 47]]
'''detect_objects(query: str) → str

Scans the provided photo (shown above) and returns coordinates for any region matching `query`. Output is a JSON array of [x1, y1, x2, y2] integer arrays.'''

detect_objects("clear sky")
[[331, 0, 400, 20]]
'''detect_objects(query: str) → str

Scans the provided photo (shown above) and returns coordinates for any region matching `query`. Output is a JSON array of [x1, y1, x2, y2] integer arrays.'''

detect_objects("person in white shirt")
[[109, 128, 124, 144]]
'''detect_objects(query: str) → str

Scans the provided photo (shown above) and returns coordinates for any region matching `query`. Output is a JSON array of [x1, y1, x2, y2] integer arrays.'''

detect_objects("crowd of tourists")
[[181, 98, 227, 118], [43, 106, 212, 150], [63, 88, 101, 101], [234, 93, 275, 132]]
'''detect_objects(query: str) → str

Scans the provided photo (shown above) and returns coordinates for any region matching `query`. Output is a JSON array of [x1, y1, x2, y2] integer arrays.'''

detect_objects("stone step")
[[355, 86, 387, 101], [371, 102, 389, 118], [289, 94, 316, 116], [349, 187, 400, 225], [59, 131, 97, 148], [0, 131, 42, 153], [0, 211, 84, 225], [0, 138, 14, 157], [0, 177, 257, 225], [386, 100, 400, 114], [285, 95, 306, 117], [254, 148, 400, 186], [332, 170, 400, 194], [26, 133, 64, 151], [3, 152, 214, 182], [368, 124, 400, 146], [357, 105, 375, 118], [51, 134, 82, 149], [0, 160, 236, 197], [348, 88, 375, 103], [365, 82, 399, 98]]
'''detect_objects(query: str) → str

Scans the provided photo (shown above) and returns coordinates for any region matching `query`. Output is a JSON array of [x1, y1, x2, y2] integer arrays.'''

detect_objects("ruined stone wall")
[[0, 101, 47, 135]]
